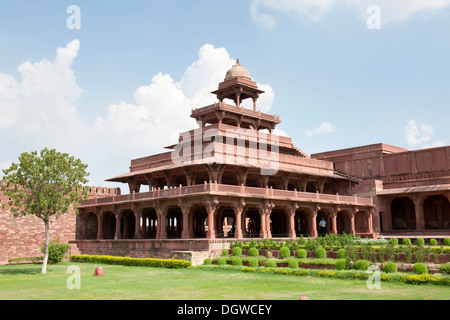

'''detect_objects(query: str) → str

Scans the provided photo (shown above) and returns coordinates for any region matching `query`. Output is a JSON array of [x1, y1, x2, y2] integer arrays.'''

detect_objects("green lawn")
[[0, 262, 449, 300]]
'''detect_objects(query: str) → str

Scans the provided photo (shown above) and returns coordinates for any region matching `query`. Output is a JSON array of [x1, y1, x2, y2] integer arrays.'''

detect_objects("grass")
[[0, 262, 449, 300]]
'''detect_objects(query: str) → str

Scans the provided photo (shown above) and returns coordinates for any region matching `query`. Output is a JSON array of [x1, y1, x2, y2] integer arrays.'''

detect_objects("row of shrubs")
[[229, 235, 450, 252], [70, 255, 192, 269], [227, 245, 448, 264], [199, 264, 450, 286]]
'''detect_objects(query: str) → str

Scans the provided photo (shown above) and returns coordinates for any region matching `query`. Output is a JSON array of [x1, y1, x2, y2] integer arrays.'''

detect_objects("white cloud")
[[405, 119, 445, 149], [250, 0, 450, 28], [306, 122, 335, 137], [0, 39, 89, 151]]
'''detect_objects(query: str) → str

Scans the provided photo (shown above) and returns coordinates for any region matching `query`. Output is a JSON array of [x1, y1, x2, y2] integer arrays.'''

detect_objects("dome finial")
[[236, 58, 240, 65]]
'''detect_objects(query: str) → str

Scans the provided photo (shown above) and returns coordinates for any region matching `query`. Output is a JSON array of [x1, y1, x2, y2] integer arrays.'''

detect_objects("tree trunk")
[[42, 218, 50, 275]]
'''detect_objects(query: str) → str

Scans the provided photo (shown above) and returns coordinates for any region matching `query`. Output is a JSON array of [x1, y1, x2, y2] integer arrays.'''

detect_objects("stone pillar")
[[258, 205, 267, 239], [331, 209, 338, 235], [133, 209, 142, 239], [264, 202, 274, 239], [179, 201, 191, 239], [310, 207, 318, 238], [115, 210, 122, 240], [411, 195, 425, 231], [156, 205, 167, 239], [350, 209, 357, 235], [96, 210, 103, 240], [203, 198, 219, 239], [288, 204, 298, 239], [366, 210, 374, 233], [233, 200, 245, 239]]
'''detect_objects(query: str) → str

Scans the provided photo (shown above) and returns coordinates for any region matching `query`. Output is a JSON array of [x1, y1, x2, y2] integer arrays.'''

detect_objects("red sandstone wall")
[[0, 185, 118, 265]]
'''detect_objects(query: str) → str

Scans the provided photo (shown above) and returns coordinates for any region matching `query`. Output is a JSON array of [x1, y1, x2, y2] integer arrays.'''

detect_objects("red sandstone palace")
[[1, 61, 449, 263]]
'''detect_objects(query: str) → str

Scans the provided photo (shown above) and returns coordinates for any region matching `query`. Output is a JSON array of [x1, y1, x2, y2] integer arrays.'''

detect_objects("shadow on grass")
[[0, 263, 61, 275]]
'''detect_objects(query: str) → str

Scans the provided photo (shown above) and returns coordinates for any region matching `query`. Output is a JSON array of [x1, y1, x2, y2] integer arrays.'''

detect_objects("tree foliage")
[[2, 148, 90, 273]]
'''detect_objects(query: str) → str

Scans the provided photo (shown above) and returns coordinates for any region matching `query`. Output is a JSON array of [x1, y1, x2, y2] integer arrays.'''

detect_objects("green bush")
[[203, 258, 212, 265], [384, 262, 398, 273], [232, 257, 243, 266], [316, 247, 326, 259], [233, 247, 242, 256], [248, 247, 259, 257], [266, 260, 276, 268], [222, 248, 229, 256], [40, 239, 71, 263], [288, 259, 298, 269], [297, 249, 307, 259], [248, 258, 258, 267], [416, 238, 425, 247], [444, 238, 450, 246], [355, 260, 369, 271], [439, 263, 450, 274], [266, 251, 273, 258], [337, 248, 347, 259], [413, 262, 428, 274], [429, 239, 437, 246], [280, 246, 291, 259], [402, 238, 411, 245], [335, 259, 347, 270], [70, 255, 192, 268], [389, 238, 398, 246], [217, 258, 227, 265]]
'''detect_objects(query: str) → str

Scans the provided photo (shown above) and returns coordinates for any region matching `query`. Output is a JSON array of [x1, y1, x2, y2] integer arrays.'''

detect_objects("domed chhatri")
[[224, 59, 252, 81]]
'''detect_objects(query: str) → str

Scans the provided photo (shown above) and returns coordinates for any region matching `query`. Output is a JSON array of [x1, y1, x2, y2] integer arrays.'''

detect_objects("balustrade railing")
[[80, 182, 373, 207]]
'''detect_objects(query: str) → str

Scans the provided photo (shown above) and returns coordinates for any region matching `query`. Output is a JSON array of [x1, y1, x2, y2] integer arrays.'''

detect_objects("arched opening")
[[244, 207, 261, 238], [355, 211, 368, 233], [166, 206, 183, 239], [391, 197, 416, 230], [294, 210, 309, 236], [246, 173, 262, 188], [102, 211, 116, 240], [191, 205, 207, 238], [142, 208, 157, 239], [86, 213, 98, 240], [221, 171, 239, 186], [323, 182, 337, 195], [316, 210, 330, 236], [120, 210, 135, 239], [337, 211, 351, 234], [270, 208, 288, 237], [424, 195, 450, 229], [217, 206, 236, 238], [306, 182, 317, 193]]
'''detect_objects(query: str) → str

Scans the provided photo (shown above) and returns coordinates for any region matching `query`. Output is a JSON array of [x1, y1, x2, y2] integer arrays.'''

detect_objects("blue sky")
[[1, 0, 450, 191]]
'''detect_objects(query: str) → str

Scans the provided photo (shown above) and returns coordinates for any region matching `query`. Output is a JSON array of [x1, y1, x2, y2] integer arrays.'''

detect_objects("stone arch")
[[120, 209, 135, 239], [316, 210, 331, 236], [270, 207, 288, 237], [190, 205, 208, 238], [294, 209, 310, 236], [141, 207, 157, 239], [424, 195, 450, 229], [216, 205, 236, 238], [337, 210, 352, 234], [166, 205, 183, 239], [391, 197, 416, 230], [355, 210, 368, 233], [101, 211, 116, 240], [243, 206, 261, 237], [306, 181, 318, 193]]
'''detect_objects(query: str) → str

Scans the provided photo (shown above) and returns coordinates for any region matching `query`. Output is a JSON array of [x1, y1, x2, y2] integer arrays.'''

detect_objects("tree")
[[1, 148, 90, 274]]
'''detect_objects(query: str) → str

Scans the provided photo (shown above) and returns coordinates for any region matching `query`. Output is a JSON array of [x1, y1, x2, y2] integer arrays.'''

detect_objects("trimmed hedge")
[[222, 265, 450, 286], [248, 247, 259, 257], [70, 255, 192, 269], [413, 262, 428, 275], [335, 259, 347, 270], [384, 262, 398, 273], [355, 260, 369, 271], [280, 246, 290, 259], [316, 247, 326, 259], [297, 249, 307, 259]]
